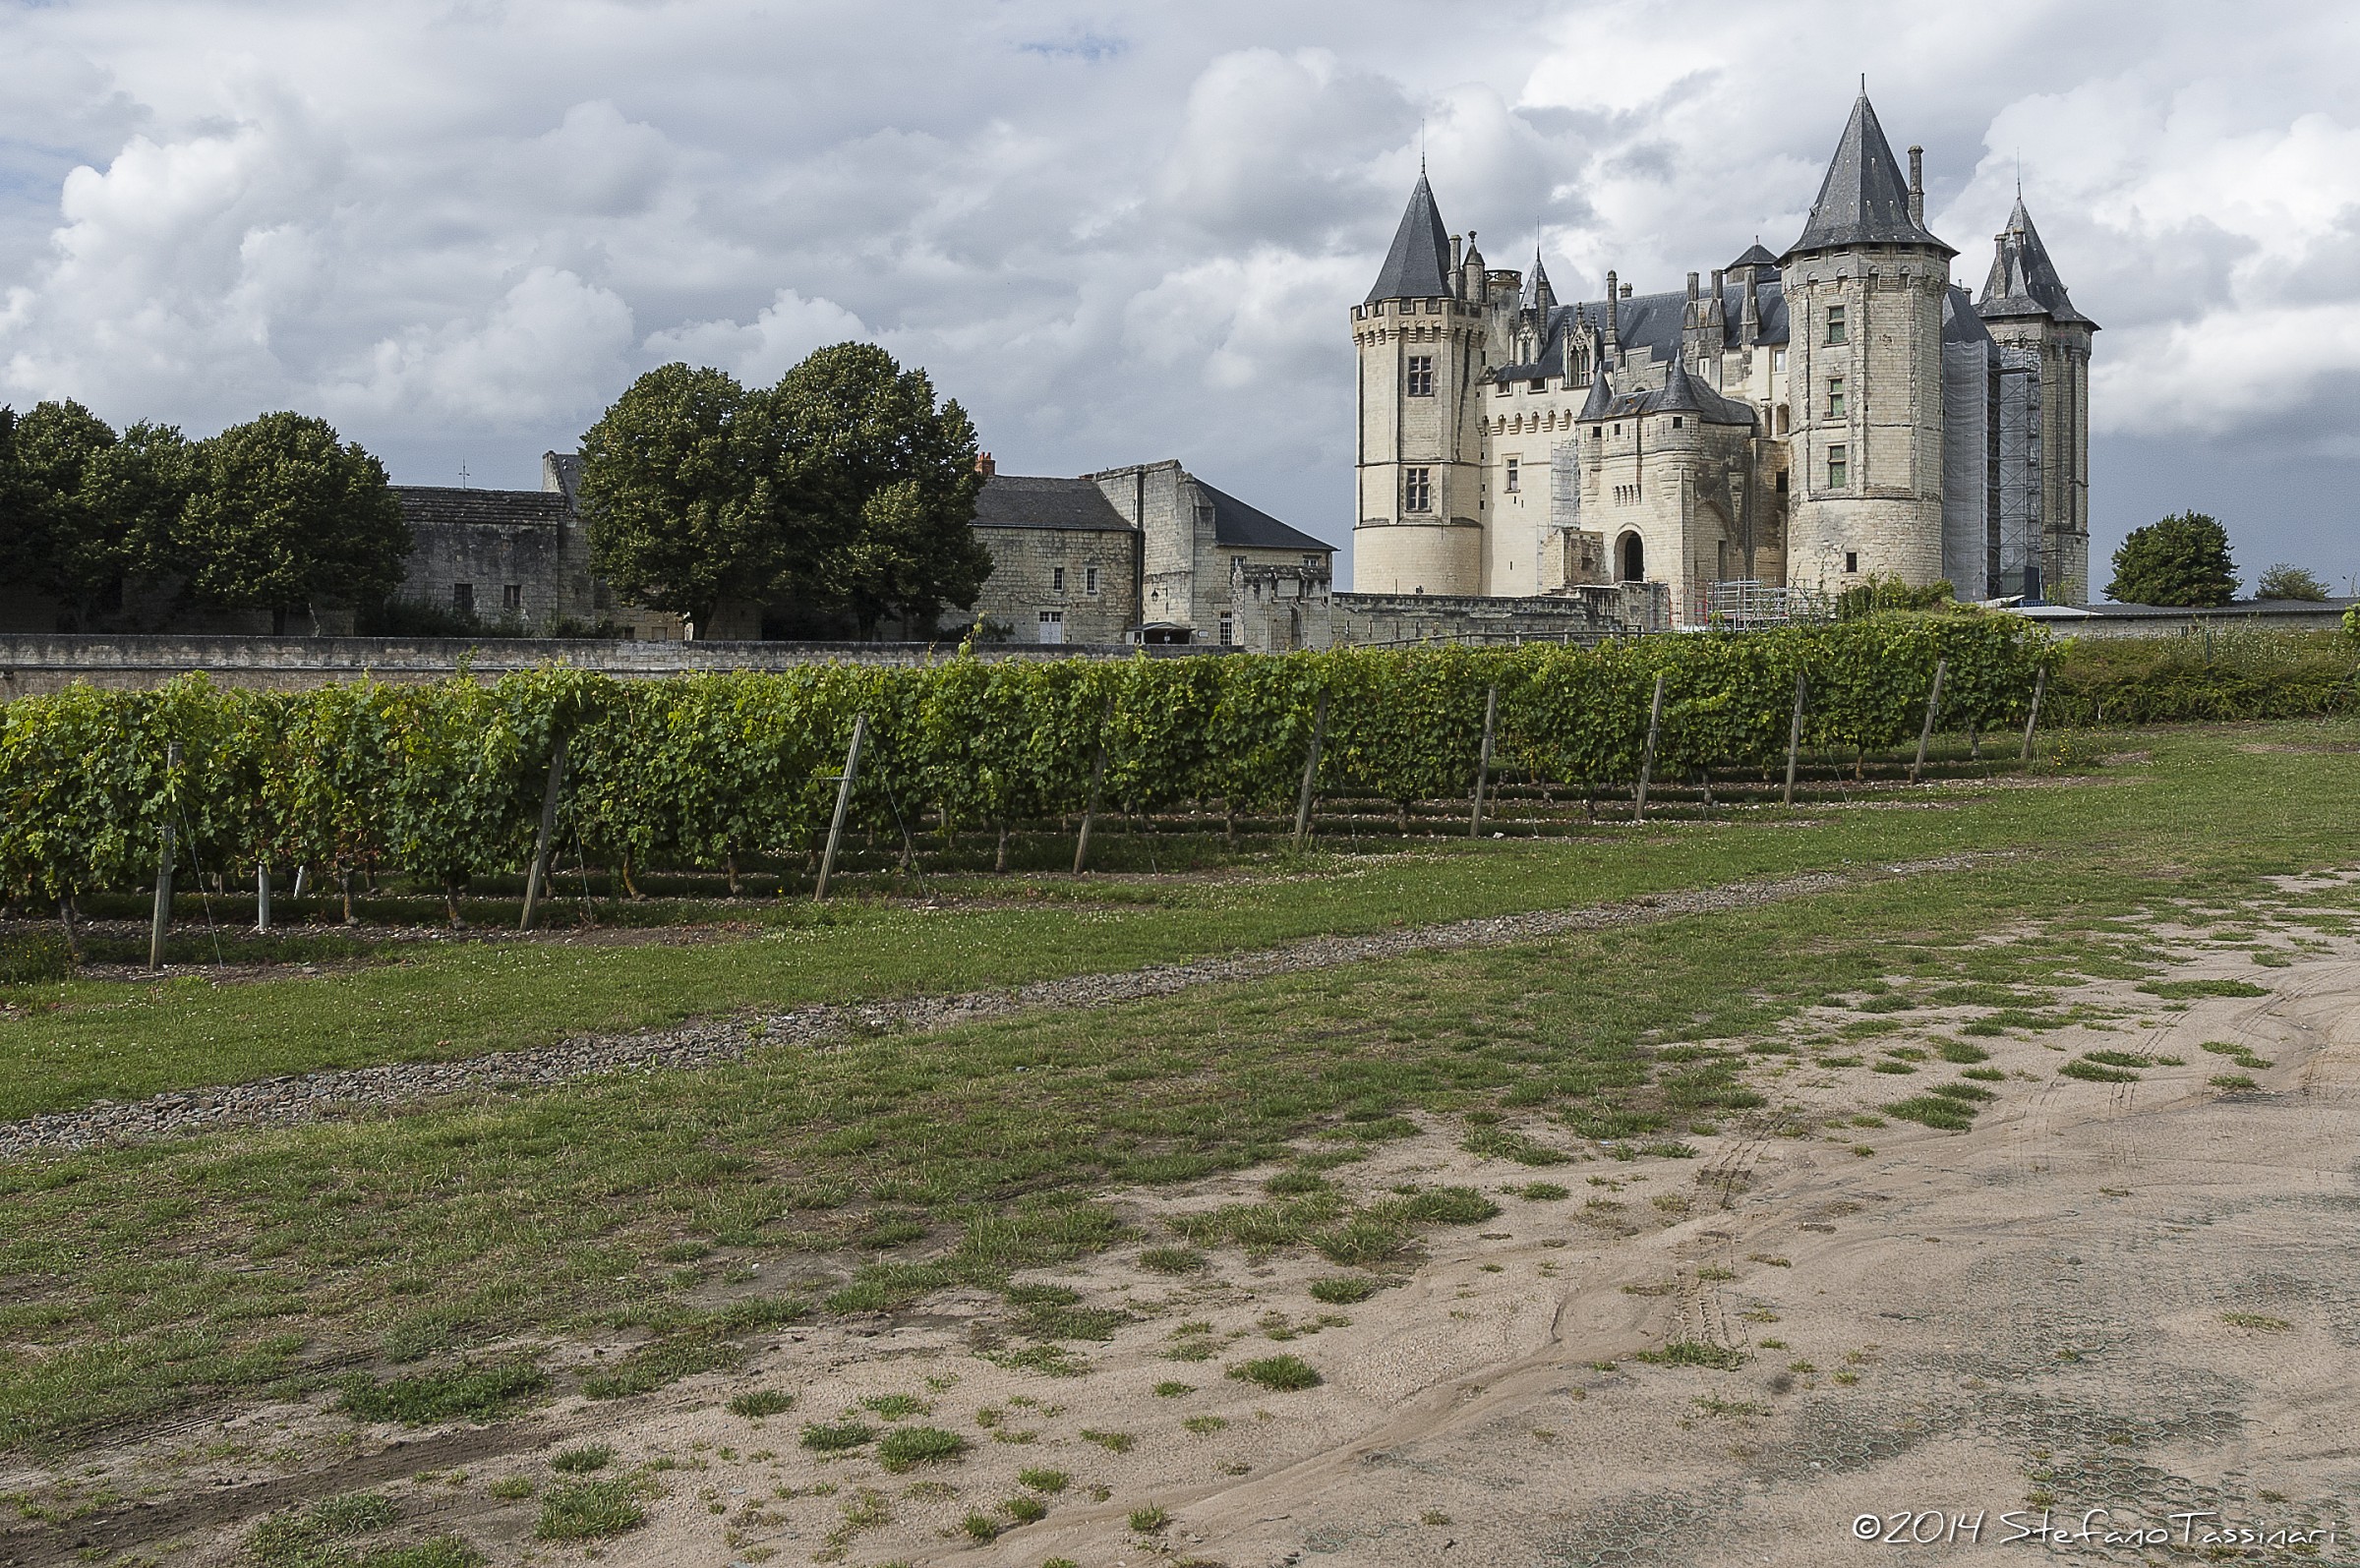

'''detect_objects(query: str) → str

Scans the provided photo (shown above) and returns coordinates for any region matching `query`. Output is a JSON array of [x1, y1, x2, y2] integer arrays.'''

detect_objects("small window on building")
[[1776, 404, 1791, 436], [1825, 305, 1848, 345], [1671, 416, 1683, 430], [1406, 355, 1435, 397], [1777, 471, 1790, 494], [1037, 609, 1065, 645], [1845, 551, 1859, 574], [1504, 457, 1520, 493], [1827, 377, 1846, 419], [1303, 554, 1321, 568], [1772, 348, 1787, 376], [1085, 565, 1099, 595], [451, 582, 474, 615], [1425, 298, 1442, 314], [1051, 565, 1066, 593], [1528, 378, 1545, 393], [1218, 611, 1235, 645], [1404, 467, 1432, 512], [1827, 443, 1848, 488], [502, 583, 522, 612]]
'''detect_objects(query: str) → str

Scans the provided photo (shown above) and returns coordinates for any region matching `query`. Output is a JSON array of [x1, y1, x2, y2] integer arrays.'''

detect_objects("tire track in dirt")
[[0, 855, 2002, 1159]]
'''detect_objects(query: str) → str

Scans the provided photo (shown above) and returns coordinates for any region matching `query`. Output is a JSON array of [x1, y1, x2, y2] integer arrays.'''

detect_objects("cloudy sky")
[[3, 0, 2355, 595]]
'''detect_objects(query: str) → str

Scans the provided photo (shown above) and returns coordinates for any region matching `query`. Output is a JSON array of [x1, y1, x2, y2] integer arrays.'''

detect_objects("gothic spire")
[[1365, 173, 1454, 303], [1577, 363, 1614, 421], [1786, 93, 1952, 259], [1976, 197, 2095, 327], [1521, 247, 1557, 313]]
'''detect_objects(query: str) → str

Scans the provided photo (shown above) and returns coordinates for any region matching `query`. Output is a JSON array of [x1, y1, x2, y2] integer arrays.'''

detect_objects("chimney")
[[1908, 145, 1924, 226], [1450, 233, 1463, 276], [1740, 268, 1759, 345], [975, 452, 996, 478], [1603, 269, 1620, 353], [1621, 282, 1633, 299]]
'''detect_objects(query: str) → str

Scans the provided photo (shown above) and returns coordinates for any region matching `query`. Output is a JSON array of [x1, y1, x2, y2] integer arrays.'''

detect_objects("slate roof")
[[971, 474, 1134, 531], [394, 487, 571, 529], [1521, 249, 1556, 312], [544, 450, 584, 506], [1976, 198, 2095, 327], [1942, 284, 1995, 348], [1489, 273, 1790, 384], [1366, 173, 1455, 303], [1203, 482, 1332, 553], [1727, 242, 1780, 271], [1786, 94, 1952, 259], [1581, 355, 1756, 428]]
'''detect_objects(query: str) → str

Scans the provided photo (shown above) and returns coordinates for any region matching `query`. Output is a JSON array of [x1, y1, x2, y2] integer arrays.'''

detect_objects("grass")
[[1307, 1274, 1383, 1305], [1017, 1467, 1069, 1492], [2139, 978, 2270, 1000], [548, 1443, 613, 1473], [800, 1420, 876, 1452], [1129, 1503, 1172, 1533], [335, 1362, 548, 1425], [876, 1425, 968, 1471], [1135, 1246, 1208, 1274], [2, 722, 2358, 1452], [1633, 1340, 1747, 1370], [2060, 1057, 2142, 1083], [727, 1389, 796, 1418], [1227, 1355, 1322, 1391], [535, 1479, 648, 1541]]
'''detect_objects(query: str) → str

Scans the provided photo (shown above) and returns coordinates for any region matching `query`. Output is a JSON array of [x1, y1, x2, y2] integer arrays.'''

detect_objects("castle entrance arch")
[[1619, 532, 1645, 582]]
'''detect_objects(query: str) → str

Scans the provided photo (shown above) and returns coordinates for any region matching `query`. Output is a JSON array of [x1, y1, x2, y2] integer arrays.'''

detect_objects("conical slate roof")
[[1366, 174, 1453, 303], [1522, 249, 1557, 312], [1976, 197, 2094, 327], [1727, 242, 1780, 271], [1786, 95, 1952, 259], [1578, 365, 1615, 420]]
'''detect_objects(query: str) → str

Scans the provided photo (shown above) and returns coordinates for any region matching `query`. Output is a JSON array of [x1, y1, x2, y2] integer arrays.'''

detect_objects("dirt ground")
[[10, 881, 2360, 1568]]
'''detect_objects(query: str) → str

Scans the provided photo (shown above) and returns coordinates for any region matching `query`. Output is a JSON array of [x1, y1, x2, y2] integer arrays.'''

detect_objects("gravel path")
[[0, 855, 1990, 1159]]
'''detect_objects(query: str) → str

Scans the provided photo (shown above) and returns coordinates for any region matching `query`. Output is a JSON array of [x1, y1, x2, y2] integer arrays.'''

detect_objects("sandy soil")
[[10, 880, 2360, 1568]]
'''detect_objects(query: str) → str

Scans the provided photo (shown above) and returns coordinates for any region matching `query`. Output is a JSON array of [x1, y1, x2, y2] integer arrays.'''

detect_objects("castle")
[[1351, 92, 2095, 616]]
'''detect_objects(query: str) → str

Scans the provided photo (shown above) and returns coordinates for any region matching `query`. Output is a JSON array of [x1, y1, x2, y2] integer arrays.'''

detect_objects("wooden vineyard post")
[[256, 863, 272, 933], [815, 714, 868, 901], [519, 738, 570, 932], [1912, 658, 1948, 784], [1073, 717, 1111, 875], [1782, 670, 1808, 808], [1469, 684, 1499, 838], [2020, 666, 2048, 764], [1291, 690, 1329, 853], [1634, 672, 1666, 823], [149, 741, 179, 969]]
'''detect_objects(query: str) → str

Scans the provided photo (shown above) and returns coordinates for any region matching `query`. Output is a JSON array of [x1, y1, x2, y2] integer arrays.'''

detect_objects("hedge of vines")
[[0, 614, 2047, 902]]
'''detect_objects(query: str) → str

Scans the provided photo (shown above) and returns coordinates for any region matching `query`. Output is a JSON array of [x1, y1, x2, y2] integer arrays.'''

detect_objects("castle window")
[[1404, 467, 1432, 512], [1425, 298, 1442, 314], [1406, 355, 1435, 397], [451, 582, 474, 615], [1827, 444, 1848, 488], [1529, 378, 1545, 393], [1218, 611, 1235, 645], [1052, 566, 1066, 593], [1772, 348, 1787, 376], [1777, 471, 1790, 494], [1827, 377, 1846, 419], [502, 584, 522, 612], [1504, 457, 1520, 493], [1776, 404, 1791, 436], [1085, 565, 1099, 596], [1845, 551, 1859, 574], [1825, 305, 1848, 345], [1671, 416, 1683, 430]]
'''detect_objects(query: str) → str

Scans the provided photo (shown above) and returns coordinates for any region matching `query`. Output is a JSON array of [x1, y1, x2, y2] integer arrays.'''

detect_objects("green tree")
[[2254, 562, 2330, 602], [10, 400, 132, 625], [578, 364, 782, 633], [176, 413, 409, 631], [2104, 512, 2237, 608], [770, 343, 990, 635]]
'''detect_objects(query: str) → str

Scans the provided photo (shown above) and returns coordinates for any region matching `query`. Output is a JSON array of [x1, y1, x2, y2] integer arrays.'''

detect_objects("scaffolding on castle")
[[1690, 580, 1834, 629]]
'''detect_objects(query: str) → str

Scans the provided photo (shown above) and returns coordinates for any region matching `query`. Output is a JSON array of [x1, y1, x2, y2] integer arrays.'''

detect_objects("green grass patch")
[[1632, 1340, 1746, 1369], [548, 1443, 613, 1474], [1227, 1355, 1322, 1391], [727, 1389, 796, 1419], [535, 1480, 647, 1541], [1934, 1041, 1990, 1064], [2059, 1057, 2141, 1083], [876, 1425, 968, 1471], [336, 1362, 547, 1425], [579, 1335, 742, 1400], [800, 1420, 876, 1452], [1136, 1246, 1208, 1275], [1307, 1275, 1383, 1305], [1461, 1127, 1573, 1166], [2139, 979, 2269, 1000], [1884, 1096, 1978, 1132]]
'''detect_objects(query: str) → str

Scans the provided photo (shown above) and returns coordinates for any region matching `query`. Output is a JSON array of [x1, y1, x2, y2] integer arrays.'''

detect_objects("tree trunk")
[[621, 859, 643, 900], [341, 871, 355, 925], [444, 881, 464, 929], [995, 822, 1010, 873], [726, 855, 740, 899]]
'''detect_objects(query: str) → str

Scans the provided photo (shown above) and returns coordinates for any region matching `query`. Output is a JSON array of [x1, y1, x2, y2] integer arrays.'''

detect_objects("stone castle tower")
[[1348, 93, 2095, 612]]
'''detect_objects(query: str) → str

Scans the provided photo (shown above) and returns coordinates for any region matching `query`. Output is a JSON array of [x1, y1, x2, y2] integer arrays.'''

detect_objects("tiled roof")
[[394, 487, 570, 528]]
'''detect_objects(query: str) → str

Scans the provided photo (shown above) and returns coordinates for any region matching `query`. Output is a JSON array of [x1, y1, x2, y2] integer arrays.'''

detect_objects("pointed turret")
[[1976, 197, 2094, 327], [1577, 364, 1614, 421], [1521, 249, 1557, 314], [1366, 174, 1454, 302], [1786, 94, 1952, 260]]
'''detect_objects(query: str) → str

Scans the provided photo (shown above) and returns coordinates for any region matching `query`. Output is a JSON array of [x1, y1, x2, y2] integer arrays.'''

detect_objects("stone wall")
[[970, 525, 1142, 645]]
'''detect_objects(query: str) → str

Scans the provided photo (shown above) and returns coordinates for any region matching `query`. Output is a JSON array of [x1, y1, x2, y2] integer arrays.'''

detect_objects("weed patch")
[[1228, 1355, 1322, 1391], [536, 1480, 648, 1541], [336, 1362, 547, 1426]]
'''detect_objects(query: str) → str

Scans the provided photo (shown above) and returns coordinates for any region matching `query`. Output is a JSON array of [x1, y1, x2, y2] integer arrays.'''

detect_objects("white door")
[[1037, 610, 1065, 645]]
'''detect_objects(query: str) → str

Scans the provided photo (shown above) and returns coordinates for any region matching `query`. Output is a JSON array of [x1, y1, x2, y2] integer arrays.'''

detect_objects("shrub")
[[2256, 563, 2330, 602], [2106, 511, 2236, 607], [1227, 1355, 1322, 1392]]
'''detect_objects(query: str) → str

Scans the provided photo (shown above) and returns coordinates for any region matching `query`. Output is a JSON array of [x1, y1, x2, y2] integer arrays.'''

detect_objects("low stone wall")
[[2016, 601, 2356, 641], [0, 634, 1218, 696]]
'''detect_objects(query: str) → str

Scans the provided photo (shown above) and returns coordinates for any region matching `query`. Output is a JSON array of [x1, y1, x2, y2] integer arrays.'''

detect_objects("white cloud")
[[644, 290, 871, 385]]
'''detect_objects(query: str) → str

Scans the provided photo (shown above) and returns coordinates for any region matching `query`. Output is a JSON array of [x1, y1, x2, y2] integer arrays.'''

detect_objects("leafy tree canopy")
[[176, 412, 410, 620], [577, 363, 783, 631], [2254, 562, 2330, 603], [2105, 511, 2237, 608], [579, 344, 991, 635]]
